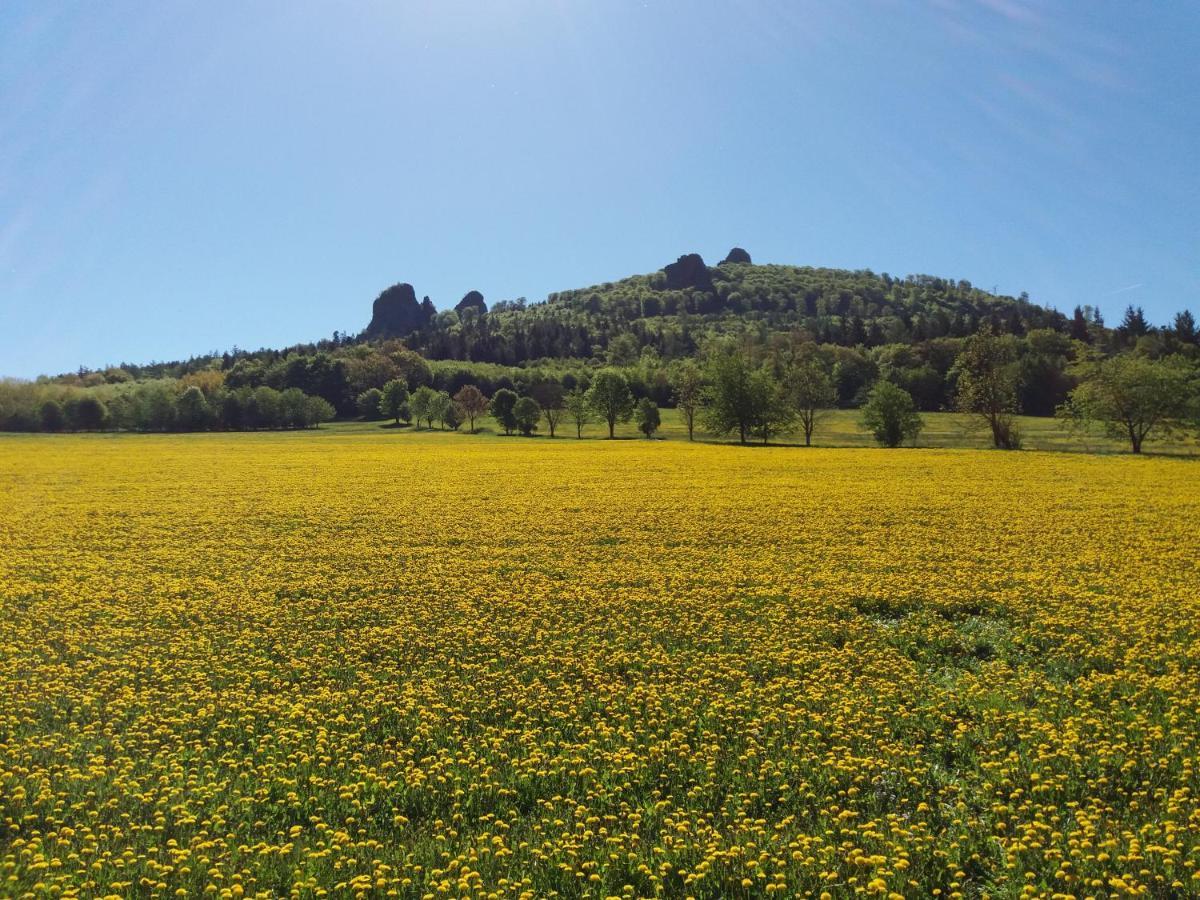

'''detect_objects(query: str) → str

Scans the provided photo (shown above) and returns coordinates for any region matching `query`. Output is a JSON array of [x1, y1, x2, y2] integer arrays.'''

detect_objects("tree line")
[[50, 301, 1196, 428], [11, 293, 1199, 450], [0, 378, 334, 433], [339, 332, 1200, 453], [8, 333, 1199, 453], [351, 375, 663, 440]]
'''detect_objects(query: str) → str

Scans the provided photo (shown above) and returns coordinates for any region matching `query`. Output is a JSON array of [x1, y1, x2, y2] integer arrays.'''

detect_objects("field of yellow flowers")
[[2, 430, 1198, 899]]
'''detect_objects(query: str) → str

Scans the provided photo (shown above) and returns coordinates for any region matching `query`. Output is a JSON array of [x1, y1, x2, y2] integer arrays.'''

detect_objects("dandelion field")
[[1, 431, 1199, 899]]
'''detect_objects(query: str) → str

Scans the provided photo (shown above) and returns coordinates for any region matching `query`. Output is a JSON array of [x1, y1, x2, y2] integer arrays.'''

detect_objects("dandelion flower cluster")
[[1, 432, 1198, 898]]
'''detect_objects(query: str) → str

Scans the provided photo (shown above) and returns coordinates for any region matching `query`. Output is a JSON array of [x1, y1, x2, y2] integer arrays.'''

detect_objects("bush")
[[303, 395, 336, 427], [39, 400, 66, 432], [860, 381, 923, 447], [636, 398, 660, 438], [357, 388, 384, 420]]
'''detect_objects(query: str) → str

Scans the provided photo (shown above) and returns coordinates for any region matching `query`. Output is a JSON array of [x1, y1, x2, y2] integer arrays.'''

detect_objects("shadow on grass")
[[348, 419, 1199, 458]]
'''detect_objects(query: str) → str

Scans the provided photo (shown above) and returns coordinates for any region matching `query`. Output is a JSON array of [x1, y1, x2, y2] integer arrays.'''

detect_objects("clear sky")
[[2, 1, 1197, 378]]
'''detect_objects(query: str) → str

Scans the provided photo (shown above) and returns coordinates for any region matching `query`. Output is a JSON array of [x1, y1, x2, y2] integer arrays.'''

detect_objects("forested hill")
[[16, 246, 1197, 434], [378, 249, 1073, 365]]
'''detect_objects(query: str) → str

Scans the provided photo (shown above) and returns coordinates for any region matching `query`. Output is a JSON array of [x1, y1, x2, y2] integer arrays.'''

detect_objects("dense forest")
[[3, 250, 1197, 439], [369, 250, 1080, 365]]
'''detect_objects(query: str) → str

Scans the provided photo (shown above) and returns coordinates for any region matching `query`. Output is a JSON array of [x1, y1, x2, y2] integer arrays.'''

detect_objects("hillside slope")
[[385, 250, 1065, 365]]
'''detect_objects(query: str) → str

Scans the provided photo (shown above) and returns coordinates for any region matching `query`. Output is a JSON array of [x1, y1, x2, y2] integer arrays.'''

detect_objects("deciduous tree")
[[587, 370, 634, 438], [701, 353, 769, 445], [860, 381, 923, 447], [513, 396, 541, 436], [754, 374, 794, 445], [453, 384, 488, 433], [68, 395, 108, 431], [381, 379, 410, 424], [671, 360, 703, 441], [176, 386, 213, 431], [490, 388, 519, 435], [635, 398, 660, 438], [356, 388, 384, 421], [953, 328, 1022, 449], [409, 385, 438, 429], [784, 356, 836, 446], [531, 382, 565, 437], [565, 389, 592, 438], [430, 390, 457, 430], [1061, 352, 1194, 453], [39, 400, 65, 432]]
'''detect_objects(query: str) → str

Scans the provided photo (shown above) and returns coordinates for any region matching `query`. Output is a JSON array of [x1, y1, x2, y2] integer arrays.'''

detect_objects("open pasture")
[[1, 432, 1198, 898], [335, 410, 1200, 456]]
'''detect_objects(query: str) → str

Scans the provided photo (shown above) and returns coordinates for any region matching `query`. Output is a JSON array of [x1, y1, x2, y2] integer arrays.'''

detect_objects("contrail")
[[1105, 283, 1143, 296]]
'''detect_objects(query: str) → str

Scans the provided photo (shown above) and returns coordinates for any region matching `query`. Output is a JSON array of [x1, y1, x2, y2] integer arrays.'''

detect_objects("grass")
[[333, 408, 1200, 456]]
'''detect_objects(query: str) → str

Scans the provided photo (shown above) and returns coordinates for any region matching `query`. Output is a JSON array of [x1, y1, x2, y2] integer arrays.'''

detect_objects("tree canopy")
[[1062, 353, 1194, 453], [587, 371, 635, 439], [861, 381, 924, 447]]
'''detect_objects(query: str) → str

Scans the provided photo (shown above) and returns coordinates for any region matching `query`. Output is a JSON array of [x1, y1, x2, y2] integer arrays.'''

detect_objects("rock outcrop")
[[454, 290, 487, 315], [365, 283, 424, 337], [661, 253, 714, 292], [721, 247, 752, 265]]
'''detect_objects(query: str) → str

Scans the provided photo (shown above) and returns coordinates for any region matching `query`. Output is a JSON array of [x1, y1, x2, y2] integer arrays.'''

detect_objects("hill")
[[372, 249, 1071, 365], [15, 248, 1195, 436]]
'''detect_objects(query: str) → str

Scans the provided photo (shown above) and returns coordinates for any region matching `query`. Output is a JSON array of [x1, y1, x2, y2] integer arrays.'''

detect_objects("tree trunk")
[[1126, 422, 1140, 453]]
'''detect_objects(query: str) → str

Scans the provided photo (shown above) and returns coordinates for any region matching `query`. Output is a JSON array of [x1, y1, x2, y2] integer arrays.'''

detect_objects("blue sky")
[[2, 0, 1197, 378]]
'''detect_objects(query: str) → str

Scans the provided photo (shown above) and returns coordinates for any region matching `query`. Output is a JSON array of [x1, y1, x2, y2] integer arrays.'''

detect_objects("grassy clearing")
[[330, 408, 1200, 456]]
